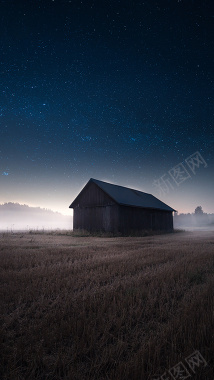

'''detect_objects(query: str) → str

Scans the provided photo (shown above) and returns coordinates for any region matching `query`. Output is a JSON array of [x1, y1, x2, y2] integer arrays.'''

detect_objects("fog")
[[1, 203, 214, 233], [174, 213, 214, 232], [0, 203, 72, 231]]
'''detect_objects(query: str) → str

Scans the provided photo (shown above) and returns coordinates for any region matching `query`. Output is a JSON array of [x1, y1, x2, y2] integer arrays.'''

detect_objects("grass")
[[0, 231, 214, 379], [26, 228, 185, 237]]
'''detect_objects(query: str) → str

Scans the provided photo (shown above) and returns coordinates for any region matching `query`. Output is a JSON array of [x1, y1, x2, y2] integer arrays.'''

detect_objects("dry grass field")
[[0, 231, 214, 380]]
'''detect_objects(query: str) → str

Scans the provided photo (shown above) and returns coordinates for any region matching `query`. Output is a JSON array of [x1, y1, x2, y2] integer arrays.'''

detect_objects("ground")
[[0, 231, 214, 379]]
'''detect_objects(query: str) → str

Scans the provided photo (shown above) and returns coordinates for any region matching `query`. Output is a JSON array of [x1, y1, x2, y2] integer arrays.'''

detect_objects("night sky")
[[1, 0, 213, 216]]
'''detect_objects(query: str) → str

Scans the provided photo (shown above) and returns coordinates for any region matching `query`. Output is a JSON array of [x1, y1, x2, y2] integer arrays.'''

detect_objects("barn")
[[69, 178, 176, 234]]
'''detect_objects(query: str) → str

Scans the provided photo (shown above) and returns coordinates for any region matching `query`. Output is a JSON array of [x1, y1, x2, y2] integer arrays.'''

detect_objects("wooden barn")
[[69, 178, 176, 234]]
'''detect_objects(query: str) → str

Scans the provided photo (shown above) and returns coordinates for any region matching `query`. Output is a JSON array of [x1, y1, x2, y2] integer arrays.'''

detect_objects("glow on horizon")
[[0, 195, 212, 217]]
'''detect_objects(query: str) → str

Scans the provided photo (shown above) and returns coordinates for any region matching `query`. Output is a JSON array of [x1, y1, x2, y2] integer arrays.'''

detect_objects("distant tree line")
[[174, 206, 214, 228], [0, 202, 59, 214]]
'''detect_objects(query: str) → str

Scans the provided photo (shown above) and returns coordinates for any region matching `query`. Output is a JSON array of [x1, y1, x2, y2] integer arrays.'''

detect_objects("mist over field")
[[1, 203, 214, 232], [0, 203, 72, 231], [173, 212, 214, 231]]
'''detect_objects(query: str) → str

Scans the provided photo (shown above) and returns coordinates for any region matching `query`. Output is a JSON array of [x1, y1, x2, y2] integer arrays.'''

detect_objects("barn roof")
[[70, 178, 176, 212]]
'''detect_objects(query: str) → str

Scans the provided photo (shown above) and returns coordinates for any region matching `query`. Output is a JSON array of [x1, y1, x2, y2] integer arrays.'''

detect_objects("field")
[[1, 231, 214, 380]]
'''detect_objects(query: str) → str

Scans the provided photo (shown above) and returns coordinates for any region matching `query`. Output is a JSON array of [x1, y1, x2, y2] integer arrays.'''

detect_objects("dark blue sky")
[[1, 0, 213, 215]]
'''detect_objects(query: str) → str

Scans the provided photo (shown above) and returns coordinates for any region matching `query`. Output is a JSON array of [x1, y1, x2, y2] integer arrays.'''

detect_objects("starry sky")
[[1, 0, 214, 216]]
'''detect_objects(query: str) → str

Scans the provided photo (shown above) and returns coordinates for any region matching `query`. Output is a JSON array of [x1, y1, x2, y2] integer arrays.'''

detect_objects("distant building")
[[69, 178, 176, 234]]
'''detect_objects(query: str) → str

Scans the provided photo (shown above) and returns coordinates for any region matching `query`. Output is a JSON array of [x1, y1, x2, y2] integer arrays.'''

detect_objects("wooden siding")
[[73, 204, 119, 232], [118, 206, 173, 233]]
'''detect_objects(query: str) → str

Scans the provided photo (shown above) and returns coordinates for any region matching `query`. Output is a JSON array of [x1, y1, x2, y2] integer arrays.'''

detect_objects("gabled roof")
[[70, 178, 176, 212]]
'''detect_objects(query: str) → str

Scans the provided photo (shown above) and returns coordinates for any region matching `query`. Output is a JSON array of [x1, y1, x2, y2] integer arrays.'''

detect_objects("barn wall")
[[118, 206, 173, 233], [72, 181, 115, 207], [73, 204, 119, 232], [74, 205, 173, 233]]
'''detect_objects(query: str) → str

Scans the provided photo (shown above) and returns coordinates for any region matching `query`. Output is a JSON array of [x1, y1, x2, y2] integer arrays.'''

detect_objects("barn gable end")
[[70, 180, 115, 208], [70, 181, 119, 232]]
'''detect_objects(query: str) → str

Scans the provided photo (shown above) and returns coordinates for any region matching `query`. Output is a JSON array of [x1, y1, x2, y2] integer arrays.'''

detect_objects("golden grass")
[[0, 231, 214, 379]]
